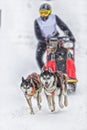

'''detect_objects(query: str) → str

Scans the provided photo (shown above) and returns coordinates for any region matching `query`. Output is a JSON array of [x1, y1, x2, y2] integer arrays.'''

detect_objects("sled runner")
[[44, 36, 78, 92]]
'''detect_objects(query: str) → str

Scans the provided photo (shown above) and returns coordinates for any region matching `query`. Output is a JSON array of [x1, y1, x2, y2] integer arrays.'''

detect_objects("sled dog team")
[[20, 68, 68, 114]]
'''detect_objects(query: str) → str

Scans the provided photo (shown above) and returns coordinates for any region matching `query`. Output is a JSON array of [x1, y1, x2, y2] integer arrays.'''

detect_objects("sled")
[[45, 36, 78, 92]]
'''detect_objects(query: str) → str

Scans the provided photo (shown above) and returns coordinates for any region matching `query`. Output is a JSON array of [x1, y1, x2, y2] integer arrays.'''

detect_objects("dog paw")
[[51, 108, 55, 112], [38, 105, 42, 110], [30, 111, 35, 114], [59, 103, 64, 108], [64, 101, 68, 107], [50, 106, 55, 112]]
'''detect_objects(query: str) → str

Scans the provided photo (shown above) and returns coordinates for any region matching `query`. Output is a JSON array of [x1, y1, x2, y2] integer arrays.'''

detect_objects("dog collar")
[[44, 85, 56, 95]]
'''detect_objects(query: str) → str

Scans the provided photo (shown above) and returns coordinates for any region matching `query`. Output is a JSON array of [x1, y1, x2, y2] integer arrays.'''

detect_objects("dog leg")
[[37, 93, 42, 110], [49, 96, 53, 112], [63, 76, 68, 107], [46, 95, 52, 111], [26, 97, 34, 114], [51, 95, 55, 112], [39, 95, 42, 103], [58, 94, 64, 108], [64, 88, 68, 107], [46, 95, 55, 112], [64, 95, 68, 107]]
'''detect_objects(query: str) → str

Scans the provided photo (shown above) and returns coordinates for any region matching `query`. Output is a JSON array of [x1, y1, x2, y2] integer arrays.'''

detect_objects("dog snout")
[[45, 82, 48, 85], [45, 82, 49, 87], [25, 91, 27, 95]]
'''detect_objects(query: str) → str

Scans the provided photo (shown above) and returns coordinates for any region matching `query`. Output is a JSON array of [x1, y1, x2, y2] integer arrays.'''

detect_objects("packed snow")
[[0, 0, 87, 130]]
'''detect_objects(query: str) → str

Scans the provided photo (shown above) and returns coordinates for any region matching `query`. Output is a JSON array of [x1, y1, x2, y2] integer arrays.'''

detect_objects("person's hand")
[[70, 37, 76, 43]]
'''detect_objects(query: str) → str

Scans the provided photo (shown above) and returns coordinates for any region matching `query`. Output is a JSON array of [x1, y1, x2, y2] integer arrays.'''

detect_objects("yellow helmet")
[[39, 3, 52, 17]]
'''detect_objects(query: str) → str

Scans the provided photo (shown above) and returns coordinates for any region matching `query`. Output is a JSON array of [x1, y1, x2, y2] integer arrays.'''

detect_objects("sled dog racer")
[[34, 3, 76, 70]]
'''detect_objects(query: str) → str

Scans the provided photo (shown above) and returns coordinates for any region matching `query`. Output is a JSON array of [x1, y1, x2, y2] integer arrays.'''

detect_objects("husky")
[[20, 73, 42, 114], [40, 68, 68, 112]]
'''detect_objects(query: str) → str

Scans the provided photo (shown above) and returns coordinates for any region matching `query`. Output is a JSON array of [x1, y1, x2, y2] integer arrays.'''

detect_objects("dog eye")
[[43, 77, 46, 80], [47, 77, 50, 80], [43, 76, 46, 80], [26, 86, 30, 89]]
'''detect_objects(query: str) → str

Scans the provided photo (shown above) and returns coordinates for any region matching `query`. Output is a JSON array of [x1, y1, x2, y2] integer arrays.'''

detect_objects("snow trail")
[[0, 0, 87, 130]]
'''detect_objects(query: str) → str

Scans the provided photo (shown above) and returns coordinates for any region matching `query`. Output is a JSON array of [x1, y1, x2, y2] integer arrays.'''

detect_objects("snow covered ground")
[[0, 0, 87, 130]]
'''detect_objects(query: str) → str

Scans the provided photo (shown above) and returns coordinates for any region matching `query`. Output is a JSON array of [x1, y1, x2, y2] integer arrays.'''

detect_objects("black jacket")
[[34, 15, 75, 43]]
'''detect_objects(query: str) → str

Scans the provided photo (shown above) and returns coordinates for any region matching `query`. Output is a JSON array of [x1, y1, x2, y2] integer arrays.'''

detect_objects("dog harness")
[[27, 73, 40, 83], [44, 81, 57, 95], [26, 73, 42, 97], [45, 86, 56, 95]]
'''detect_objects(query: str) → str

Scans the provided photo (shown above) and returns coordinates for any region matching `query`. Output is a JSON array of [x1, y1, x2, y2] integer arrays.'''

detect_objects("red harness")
[[27, 73, 40, 83], [26, 73, 40, 96]]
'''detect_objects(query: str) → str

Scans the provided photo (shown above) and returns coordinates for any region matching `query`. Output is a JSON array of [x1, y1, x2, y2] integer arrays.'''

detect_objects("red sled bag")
[[66, 58, 76, 79], [45, 58, 76, 79], [44, 60, 56, 72]]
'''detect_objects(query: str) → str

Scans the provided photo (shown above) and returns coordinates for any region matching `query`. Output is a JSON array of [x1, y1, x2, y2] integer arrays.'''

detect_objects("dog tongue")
[[46, 84, 49, 88], [51, 91, 54, 95]]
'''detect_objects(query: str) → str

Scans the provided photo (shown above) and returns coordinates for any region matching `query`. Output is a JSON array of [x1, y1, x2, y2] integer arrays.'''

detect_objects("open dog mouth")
[[45, 83, 50, 88]]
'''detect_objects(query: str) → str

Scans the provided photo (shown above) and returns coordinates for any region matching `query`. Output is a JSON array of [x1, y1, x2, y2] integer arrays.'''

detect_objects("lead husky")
[[40, 68, 68, 112], [20, 73, 42, 114]]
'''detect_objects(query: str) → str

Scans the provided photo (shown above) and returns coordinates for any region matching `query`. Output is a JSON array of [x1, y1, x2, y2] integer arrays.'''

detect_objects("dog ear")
[[41, 66, 45, 73], [22, 77, 25, 82], [30, 78, 33, 84], [48, 67, 52, 72]]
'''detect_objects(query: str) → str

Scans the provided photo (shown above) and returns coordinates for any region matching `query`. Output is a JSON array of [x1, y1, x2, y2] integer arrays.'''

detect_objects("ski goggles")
[[39, 10, 51, 17]]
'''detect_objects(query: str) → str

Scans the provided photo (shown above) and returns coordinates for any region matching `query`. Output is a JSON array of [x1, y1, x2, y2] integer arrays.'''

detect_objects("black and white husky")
[[20, 73, 42, 114], [40, 68, 68, 112]]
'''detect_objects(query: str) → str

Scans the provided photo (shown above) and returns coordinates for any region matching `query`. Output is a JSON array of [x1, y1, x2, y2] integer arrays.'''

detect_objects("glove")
[[70, 36, 76, 43]]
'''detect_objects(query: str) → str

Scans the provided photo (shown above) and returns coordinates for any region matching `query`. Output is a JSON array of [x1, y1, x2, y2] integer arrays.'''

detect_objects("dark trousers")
[[36, 42, 46, 69]]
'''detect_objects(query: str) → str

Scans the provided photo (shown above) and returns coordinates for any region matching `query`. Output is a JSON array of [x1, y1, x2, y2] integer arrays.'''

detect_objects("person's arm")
[[34, 20, 45, 42], [55, 15, 76, 42]]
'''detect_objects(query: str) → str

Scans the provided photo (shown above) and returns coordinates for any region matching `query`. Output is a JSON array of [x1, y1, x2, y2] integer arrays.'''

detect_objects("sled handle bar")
[[57, 36, 75, 47], [46, 36, 75, 48], [58, 36, 71, 42]]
